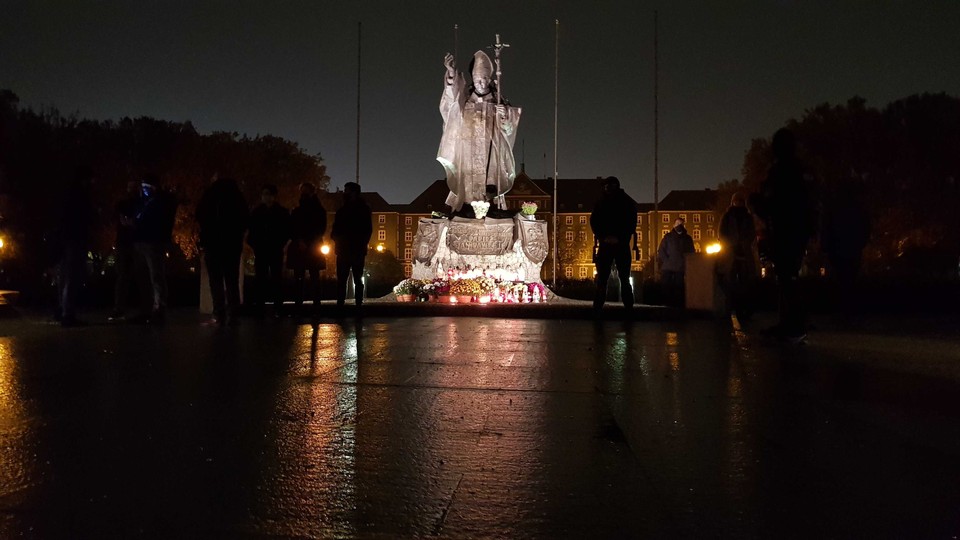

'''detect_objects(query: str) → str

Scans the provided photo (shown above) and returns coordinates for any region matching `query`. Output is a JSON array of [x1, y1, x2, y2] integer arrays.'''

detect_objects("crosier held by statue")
[[436, 49, 521, 213]]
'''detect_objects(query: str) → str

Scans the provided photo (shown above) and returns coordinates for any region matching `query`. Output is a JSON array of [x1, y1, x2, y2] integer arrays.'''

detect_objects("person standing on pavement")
[[753, 128, 817, 342], [331, 182, 372, 308], [110, 180, 141, 321], [657, 217, 695, 307], [55, 166, 96, 327], [247, 184, 290, 315], [589, 176, 638, 311], [288, 182, 327, 307], [719, 191, 758, 322], [132, 173, 178, 324], [196, 176, 249, 326]]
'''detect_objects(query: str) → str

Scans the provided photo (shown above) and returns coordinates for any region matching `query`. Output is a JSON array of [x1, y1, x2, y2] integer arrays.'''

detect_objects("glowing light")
[[705, 243, 722, 255], [0, 237, 4, 249], [320, 244, 331, 255], [376, 244, 385, 253]]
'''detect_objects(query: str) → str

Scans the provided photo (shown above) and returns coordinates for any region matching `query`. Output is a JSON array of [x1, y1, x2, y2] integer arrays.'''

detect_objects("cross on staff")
[[487, 34, 510, 105]]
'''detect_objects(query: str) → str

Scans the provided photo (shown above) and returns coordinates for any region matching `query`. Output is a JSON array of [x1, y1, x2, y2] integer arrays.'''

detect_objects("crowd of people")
[[591, 128, 869, 343], [54, 174, 372, 327]]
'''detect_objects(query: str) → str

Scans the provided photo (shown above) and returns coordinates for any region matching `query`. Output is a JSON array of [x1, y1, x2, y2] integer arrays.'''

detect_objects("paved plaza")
[[1, 309, 959, 538]]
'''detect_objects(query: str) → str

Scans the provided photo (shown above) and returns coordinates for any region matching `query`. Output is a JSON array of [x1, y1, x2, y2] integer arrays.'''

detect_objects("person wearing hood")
[[196, 176, 249, 326], [657, 217, 695, 307], [719, 191, 758, 321], [590, 176, 639, 311], [288, 182, 327, 307]]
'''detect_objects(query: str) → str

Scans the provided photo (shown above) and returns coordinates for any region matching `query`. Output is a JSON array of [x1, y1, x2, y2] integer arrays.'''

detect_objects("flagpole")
[[552, 19, 559, 288], [356, 21, 362, 185], [652, 11, 659, 275]]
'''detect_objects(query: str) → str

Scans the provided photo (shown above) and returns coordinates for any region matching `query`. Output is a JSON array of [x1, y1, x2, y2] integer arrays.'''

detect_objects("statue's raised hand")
[[443, 53, 456, 76]]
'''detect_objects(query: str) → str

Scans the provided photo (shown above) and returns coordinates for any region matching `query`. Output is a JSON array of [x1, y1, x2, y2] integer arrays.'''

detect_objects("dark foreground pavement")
[[1, 309, 959, 538]]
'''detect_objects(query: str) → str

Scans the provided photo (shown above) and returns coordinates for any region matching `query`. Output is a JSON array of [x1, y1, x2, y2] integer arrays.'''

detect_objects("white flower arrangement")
[[470, 200, 490, 219]]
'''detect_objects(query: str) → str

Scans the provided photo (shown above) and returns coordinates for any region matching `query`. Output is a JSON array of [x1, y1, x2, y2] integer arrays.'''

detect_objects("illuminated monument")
[[410, 37, 549, 292]]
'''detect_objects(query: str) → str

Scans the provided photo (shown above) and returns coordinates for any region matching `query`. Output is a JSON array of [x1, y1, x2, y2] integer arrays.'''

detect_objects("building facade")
[[323, 178, 718, 282]]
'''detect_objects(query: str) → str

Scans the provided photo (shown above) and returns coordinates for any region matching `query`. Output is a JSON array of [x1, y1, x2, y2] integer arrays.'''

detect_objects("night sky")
[[3, 1, 959, 204]]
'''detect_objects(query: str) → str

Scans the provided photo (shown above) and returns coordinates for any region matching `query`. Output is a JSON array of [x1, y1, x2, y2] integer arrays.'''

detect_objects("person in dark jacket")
[[288, 182, 327, 306], [55, 166, 96, 326], [590, 176, 638, 311], [331, 182, 372, 308], [196, 177, 249, 326], [247, 184, 290, 313], [110, 180, 141, 321], [719, 191, 758, 321], [657, 217, 696, 307], [753, 128, 816, 341], [821, 179, 870, 314], [132, 173, 178, 324]]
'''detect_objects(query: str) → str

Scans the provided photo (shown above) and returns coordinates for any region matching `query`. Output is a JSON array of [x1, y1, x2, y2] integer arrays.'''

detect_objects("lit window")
[[564, 267, 573, 278], [637, 231, 642, 242], [404, 231, 412, 241], [565, 216, 573, 225], [692, 229, 701, 240], [404, 265, 412, 276], [579, 216, 587, 225], [579, 266, 588, 278], [405, 216, 412, 225], [694, 242, 701, 252], [377, 230, 386, 241], [378, 215, 386, 224], [662, 214, 670, 223], [707, 214, 714, 223], [680, 214, 687, 221], [662, 229, 669, 237], [404, 248, 412, 260], [693, 214, 701, 223], [707, 229, 715, 238], [565, 231, 574, 242], [578, 231, 586, 241], [638, 248, 643, 260]]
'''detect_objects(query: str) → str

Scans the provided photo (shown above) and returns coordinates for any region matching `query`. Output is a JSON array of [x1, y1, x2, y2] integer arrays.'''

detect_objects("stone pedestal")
[[411, 215, 549, 282]]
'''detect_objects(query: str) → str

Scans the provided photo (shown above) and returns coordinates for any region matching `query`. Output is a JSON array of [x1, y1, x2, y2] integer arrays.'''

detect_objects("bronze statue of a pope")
[[436, 49, 522, 213]]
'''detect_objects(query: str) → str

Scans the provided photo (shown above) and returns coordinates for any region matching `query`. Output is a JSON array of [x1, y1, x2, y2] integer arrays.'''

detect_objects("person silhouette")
[[331, 182, 372, 308], [754, 128, 816, 342], [590, 177, 638, 311]]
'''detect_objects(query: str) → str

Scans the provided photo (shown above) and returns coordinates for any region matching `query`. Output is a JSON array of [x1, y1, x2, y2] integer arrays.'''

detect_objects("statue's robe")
[[437, 74, 521, 212]]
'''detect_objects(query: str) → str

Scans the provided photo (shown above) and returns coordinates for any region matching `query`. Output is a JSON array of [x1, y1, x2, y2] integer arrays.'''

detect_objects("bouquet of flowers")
[[470, 200, 490, 219], [393, 278, 423, 296], [450, 277, 484, 296], [521, 201, 538, 216]]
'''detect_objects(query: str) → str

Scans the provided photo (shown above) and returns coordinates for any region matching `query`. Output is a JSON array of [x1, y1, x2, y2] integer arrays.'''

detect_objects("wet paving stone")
[[0, 312, 959, 538]]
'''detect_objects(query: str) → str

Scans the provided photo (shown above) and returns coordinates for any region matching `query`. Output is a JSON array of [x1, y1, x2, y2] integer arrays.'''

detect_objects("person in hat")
[[132, 173, 177, 324], [437, 49, 522, 213]]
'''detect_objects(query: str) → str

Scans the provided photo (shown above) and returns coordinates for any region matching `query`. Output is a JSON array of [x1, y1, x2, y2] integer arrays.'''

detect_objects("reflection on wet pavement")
[[0, 314, 959, 537]]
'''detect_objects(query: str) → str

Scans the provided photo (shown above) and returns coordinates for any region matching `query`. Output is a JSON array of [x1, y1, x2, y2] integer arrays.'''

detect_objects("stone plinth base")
[[411, 215, 548, 282]]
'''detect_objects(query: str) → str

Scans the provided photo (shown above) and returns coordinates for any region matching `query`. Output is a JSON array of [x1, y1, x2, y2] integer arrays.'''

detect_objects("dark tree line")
[[0, 89, 329, 284], [718, 93, 960, 277]]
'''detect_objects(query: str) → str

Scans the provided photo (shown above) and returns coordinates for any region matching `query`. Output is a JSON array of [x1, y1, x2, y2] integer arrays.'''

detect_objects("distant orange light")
[[320, 244, 330, 255], [376, 244, 385, 253]]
